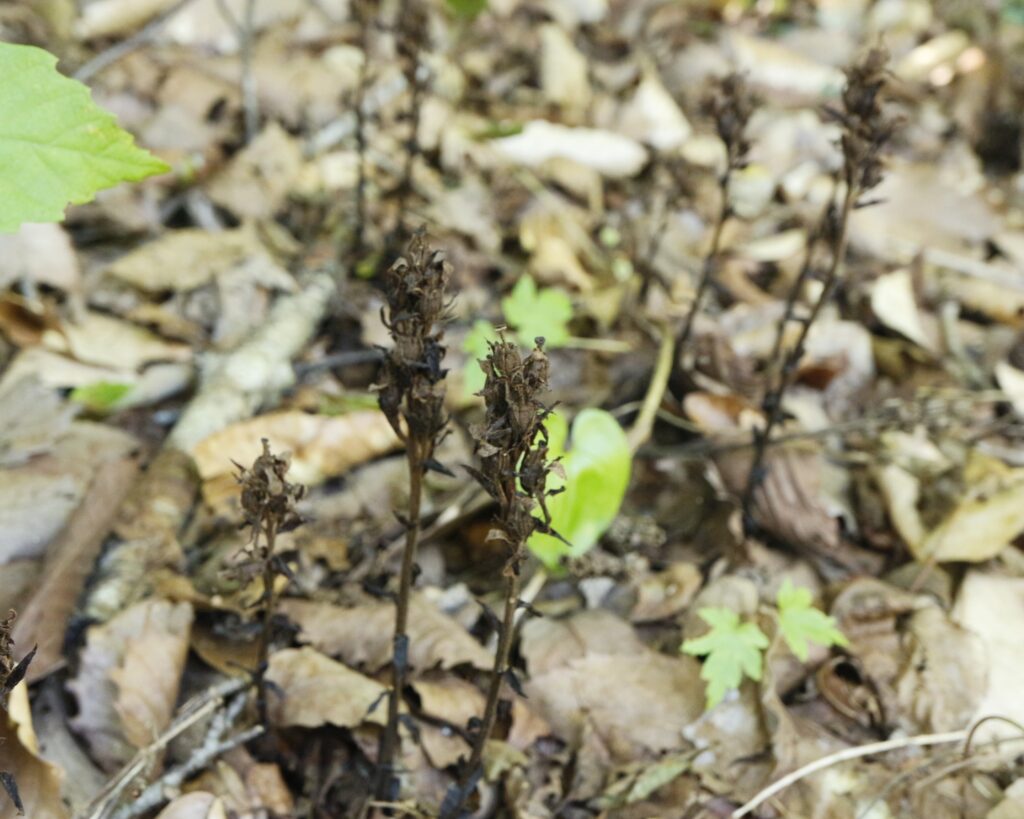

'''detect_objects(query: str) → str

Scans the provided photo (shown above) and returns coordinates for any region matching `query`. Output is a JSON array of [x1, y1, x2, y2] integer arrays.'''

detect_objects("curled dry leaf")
[[0, 685, 69, 819], [54, 311, 192, 372], [520, 609, 646, 676], [870, 269, 932, 350], [492, 121, 648, 178], [279, 595, 493, 672], [265, 647, 385, 729], [68, 600, 193, 771]]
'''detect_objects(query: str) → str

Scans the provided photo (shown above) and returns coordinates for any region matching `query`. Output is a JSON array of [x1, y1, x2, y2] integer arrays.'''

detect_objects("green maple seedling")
[[776, 579, 848, 662], [682, 584, 847, 710], [0, 43, 168, 233], [682, 608, 769, 710], [501, 275, 573, 348], [527, 408, 631, 571]]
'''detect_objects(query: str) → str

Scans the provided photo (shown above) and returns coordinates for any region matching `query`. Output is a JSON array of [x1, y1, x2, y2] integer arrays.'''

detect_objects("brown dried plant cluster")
[[442, 337, 560, 818], [741, 47, 898, 536], [234, 439, 305, 720], [375, 232, 452, 800]]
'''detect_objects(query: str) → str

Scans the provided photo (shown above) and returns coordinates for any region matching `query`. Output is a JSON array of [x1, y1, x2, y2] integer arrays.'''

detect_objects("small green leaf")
[[70, 381, 132, 412], [0, 43, 169, 233], [445, 0, 487, 17], [527, 408, 631, 571], [462, 319, 499, 395], [776, 579, 848, 662], [682, 607, 769, 709], [501, 275, 573, 348]]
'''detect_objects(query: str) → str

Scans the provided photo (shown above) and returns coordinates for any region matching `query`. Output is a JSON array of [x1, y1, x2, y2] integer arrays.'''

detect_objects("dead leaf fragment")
[[207, 123, 303, 220], [155, 793, 226, 819], [68, 600, 193, 771], [520, 609, 646, 676], [0, 223, 80, 292], [870, 269, 931, 349], [493, 121, 648, 178], [0, 686, 69, 819], [280, 595, 492, 672], [265, 647, 385, 728]]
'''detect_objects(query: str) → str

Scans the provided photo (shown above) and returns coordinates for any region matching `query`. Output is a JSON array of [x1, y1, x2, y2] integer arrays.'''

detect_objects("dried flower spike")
[[375, 232, 451, 801]]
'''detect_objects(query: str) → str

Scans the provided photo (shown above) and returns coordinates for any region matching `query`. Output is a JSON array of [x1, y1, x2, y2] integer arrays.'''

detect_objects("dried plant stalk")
[[741, 48, 896, 534], [442, 337, 559, 818], [375, 233, 451, 800]]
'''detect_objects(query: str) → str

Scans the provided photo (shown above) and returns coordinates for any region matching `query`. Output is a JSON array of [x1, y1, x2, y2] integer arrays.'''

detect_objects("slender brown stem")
[[740, 183, 857, 531], [466, 562, 520, 777], [376, 438, 424, 798], [677, 168, 732, 357], [255, 518, 277, 726]]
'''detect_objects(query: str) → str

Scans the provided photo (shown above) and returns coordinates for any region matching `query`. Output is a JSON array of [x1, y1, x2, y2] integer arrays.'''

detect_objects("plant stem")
[[376, 439, 424, 798], [255, 518, 277, 727], [740, 182, 857, 532], [465, 562, 520, 777], [677, 168, 732, 356]]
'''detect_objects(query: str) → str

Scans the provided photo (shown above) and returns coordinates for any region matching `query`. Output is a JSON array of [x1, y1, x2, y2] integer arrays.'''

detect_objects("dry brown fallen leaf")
[[0, 223, 80, 293], [192, 409, 401, 496], [52, 311, 192, 373], [105, 225, 292, 294], [520, 609, 646, 676], [0, 684, 69, 819], [68, 600, 193, 771], [279, 595, 493, 672], [14, 456, 139, 682], [265, 647, 385, 729], [207, 123, 304, 221], [526, 652, 705, 762]]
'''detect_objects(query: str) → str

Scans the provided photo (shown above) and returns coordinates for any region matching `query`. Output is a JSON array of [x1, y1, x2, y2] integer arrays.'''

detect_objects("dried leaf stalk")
[[443, 337, 559, 818], [375, 233, 451, 800], [741, 48, 896, 533]]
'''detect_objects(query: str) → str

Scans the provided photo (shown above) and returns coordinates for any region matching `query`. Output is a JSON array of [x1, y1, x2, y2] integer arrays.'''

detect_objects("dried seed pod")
[[838, 47, 896, 196], [704, 72, 755, 170]]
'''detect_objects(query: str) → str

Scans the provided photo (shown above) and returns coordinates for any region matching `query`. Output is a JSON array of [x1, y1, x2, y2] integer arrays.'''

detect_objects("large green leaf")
[[0, 44, 169, 233], [528, 408, 631, 571]]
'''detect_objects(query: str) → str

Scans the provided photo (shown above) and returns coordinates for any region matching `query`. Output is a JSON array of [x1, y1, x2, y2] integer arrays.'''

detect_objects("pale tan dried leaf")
[[996, 361, 1024, 417], [539, 24, 590, 112], [265, 647, 385, 728], [526, 652, 704, 761], [954, 572, 1024, 744], [894, 606, 986, 733], [106, 225, 291, 294], [0, 421, 137, 563], [631, 563, 702, 623], [55, 311, 191, 372], [192, 410, 401, 488], [520, 610, 646, 677], [0, 377, 76, 467], [493, 121, 648, 178], [727, 31, 844, 98], [618, 71, 692, 151], [0, 687, 69, 819], [14, 456, 139, 683], [155, 792, 223, 819], [75, 0, 177, 39], [918, 471, 1024, 562], [161, 0, 305, 51], [870, 269, 931, 349], [893, 30, 970, 83], [280, 595, 493, 672], [0, 223, 80, 292], [207, 123, 303, 220], [68, 600, 193, 771]]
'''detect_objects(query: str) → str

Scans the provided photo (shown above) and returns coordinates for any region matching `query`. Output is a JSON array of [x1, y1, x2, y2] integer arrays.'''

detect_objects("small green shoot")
[[682, 584, 847, 709], [527, 408, 631, 571], [0, 44, 168, 232], [70, 381, 132, 413], [501, 275, 572, 348], [445, 0, 487, 18], [682, 608, 769, 710], [776, 579, 848, 661]]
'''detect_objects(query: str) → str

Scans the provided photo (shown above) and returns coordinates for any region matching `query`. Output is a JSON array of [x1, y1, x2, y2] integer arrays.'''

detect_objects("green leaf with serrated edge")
[[445, 0, 487, 17], [70, 381, 132, 412], [501, 275, 573, 348], [776, 579, 848, 662], [528, 409, 631, 571], [462, 319, 499, 395], [682, 607, 769, 709], [0, 43, 169, 233]]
